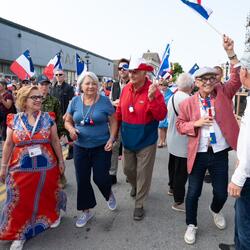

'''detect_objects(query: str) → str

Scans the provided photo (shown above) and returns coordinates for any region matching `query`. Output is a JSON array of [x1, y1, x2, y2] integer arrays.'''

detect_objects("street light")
[[85, 52, 90, 71]]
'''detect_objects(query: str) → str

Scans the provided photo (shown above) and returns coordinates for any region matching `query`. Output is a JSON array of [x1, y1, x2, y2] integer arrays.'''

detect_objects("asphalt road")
[[0, 146, 237, 250]]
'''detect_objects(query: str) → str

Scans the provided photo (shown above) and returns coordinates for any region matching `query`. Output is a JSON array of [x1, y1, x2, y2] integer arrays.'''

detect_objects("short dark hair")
[[118, 58, 130, 66]]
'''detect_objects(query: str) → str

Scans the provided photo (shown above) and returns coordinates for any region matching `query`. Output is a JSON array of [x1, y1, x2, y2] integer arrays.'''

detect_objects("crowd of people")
[[0, 34, 249, 250]]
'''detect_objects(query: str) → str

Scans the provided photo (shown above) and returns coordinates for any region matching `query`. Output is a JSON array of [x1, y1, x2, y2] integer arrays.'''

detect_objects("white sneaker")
[[75, 211, 94, 228], [10, 240, 25, 250], [209, 206, 226, 229], [50, 214, 62, 228], [184, 224, 198, 244]]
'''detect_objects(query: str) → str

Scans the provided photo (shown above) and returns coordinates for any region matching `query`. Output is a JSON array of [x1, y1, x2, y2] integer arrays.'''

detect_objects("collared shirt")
[[231, 96, 250, 187], [197, 95, 229, 153]]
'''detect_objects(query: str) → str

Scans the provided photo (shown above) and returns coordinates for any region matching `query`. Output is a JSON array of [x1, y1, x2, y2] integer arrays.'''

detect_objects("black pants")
[[74, 144, 112, 210], [168, 153, 188, 203]]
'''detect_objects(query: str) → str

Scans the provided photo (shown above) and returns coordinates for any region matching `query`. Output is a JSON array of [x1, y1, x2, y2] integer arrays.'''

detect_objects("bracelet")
[[1, 164, 7, 167], [228, 54, 237, 60], [58, 160, 64, 163], [109, 136, 116, 143]]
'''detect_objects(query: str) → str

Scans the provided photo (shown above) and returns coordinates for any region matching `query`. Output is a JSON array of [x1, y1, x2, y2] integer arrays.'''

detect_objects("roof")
[[0, 17, 113, 63]]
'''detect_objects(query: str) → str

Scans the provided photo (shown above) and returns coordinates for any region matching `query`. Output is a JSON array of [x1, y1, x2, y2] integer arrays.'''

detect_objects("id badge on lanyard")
[[19, 112, 42, 158]]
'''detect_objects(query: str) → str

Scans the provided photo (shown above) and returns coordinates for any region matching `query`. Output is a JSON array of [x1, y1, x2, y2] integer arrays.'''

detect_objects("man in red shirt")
[[116, 58, 167, 220]]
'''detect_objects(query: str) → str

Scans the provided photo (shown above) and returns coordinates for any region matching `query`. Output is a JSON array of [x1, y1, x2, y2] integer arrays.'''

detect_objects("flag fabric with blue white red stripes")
[[76, 53, 86, 76], [188, 63, 200, 75], [43, 51, 63, 80], [10, 50, 35, 80], [180, 0, 213, 20], [157, 44, 170, 78]]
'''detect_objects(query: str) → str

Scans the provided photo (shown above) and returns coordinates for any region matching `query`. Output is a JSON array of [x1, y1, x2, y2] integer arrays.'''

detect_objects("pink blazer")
[[176, 66, 241, 173]]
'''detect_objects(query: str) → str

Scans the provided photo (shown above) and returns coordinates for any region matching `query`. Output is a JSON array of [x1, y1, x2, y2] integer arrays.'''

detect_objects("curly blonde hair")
[[16, 85, 39, 112]]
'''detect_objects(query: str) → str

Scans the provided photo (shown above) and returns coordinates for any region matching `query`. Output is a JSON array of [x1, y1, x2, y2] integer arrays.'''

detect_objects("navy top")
[[67, 95, 115, 148]]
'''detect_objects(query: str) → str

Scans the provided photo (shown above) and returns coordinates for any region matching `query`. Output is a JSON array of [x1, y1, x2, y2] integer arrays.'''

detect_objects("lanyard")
[[81, 94, 97, 119], [19, 111, 41, 140]]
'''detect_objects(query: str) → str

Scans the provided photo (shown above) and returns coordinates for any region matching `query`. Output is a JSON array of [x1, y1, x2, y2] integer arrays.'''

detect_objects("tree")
[[170, 62, 184, 82]]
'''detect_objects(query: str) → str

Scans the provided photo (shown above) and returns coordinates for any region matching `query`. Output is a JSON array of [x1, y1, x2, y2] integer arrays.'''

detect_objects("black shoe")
[[218, 243, 235, 250], [110, 175, 117, 185], [130, 187, 136, 197], [204, 173, 212, 183], [66, 146, 73, 160], [133, 207, 144, 221]]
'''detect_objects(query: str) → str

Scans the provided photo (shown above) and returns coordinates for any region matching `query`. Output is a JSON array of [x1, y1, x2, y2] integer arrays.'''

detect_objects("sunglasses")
[[28, 95, 43, 101], [55, 74, 64, 76], [118, 64, 129, 71]]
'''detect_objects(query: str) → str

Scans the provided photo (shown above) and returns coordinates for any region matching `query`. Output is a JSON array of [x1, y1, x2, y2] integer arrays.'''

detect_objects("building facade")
[[0, 18, 114, 83]]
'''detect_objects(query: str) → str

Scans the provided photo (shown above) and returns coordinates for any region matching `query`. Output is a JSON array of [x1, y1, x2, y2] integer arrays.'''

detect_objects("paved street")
[[0, 147, 237, 250]]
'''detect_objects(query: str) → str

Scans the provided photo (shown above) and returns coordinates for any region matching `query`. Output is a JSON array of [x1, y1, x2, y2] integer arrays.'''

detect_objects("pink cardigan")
[[176, 66, 241, 174]]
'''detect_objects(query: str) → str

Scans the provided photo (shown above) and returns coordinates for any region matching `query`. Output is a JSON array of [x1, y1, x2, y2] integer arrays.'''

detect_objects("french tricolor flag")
[[180, 0, 213, 20], [10, 50, 35, 80], [43, 51, 63, 80]]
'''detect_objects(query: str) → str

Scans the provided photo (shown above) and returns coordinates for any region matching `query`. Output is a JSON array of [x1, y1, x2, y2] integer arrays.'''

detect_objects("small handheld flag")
[[157, 43, 170, 78], [10, 50, 35, 80], [188, 63, 199, 75], [180, 0, 212, 20]]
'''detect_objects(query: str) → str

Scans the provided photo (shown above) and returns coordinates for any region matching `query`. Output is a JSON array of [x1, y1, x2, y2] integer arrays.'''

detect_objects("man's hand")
[[194, 116, 213, 127], [228, 182, 242, 198], [112, 99, 120, 107], [223, 35, 235, 56], [148, 83, 158, 101]]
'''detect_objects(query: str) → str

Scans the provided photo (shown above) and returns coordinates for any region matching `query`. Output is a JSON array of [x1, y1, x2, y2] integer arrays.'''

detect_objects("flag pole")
[[190, 8, 223, 37], [204, 20, 223, 36]]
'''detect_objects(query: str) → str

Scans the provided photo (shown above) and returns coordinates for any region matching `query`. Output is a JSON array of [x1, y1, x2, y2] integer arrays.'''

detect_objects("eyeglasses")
[[55, 74, 64, 76], [197, 76, 216, 84], [28, 95, 44, 101]]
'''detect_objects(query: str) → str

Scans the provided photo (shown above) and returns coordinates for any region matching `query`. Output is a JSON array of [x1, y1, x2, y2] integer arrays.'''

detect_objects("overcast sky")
[[1, 0, 249, 71]]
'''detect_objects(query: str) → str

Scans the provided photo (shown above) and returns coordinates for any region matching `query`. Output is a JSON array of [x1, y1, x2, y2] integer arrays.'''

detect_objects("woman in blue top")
[[64, 72, 118, 228]]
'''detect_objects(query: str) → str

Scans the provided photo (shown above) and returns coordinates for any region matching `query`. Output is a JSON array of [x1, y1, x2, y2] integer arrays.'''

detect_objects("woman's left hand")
[[104, 139, 113, 151], [58, 161, 65, 174]]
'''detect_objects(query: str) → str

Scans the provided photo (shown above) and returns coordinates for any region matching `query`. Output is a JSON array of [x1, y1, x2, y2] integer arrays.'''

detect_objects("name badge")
[[28, 145, 42, 158]]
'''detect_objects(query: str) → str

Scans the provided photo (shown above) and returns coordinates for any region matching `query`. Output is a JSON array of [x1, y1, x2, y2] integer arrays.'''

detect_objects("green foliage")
[[171, 62, 184, 82]]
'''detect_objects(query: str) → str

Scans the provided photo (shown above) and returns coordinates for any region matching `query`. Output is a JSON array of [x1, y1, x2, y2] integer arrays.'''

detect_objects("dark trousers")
[[74, 144, 112, 211], [186, 148, 229, 226], [168, 153, 175, 189], [168, 153, 188, 203], [235, 178, 250, 250], [173, 156, 188, 203]]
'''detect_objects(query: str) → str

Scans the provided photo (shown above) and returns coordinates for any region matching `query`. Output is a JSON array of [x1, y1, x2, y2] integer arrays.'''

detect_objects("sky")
[[1, 0, 249, 71]]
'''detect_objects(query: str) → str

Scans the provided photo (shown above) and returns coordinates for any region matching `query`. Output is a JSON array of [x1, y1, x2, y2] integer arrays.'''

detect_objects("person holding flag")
[[176, 35, 241, 245]]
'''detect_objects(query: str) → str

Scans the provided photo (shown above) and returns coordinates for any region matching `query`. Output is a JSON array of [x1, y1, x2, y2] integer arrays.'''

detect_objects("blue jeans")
[[235, 178, 250, 250], [186, 148, 229, 226], [73, 144, 112, 211]]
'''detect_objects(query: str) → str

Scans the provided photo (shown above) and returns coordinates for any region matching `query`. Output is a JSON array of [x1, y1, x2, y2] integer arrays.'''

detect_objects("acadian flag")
[[157, 43, 170, 78], [10, 50, 35, 80], [180, 0, 213, 20], [43, 51, 63, 80], [188, 63, 199, 75], [76, 53, 86, 76]]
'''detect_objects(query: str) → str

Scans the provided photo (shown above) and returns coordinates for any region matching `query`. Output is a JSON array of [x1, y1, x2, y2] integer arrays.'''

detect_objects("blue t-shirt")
[[67, 95, 115, 148]]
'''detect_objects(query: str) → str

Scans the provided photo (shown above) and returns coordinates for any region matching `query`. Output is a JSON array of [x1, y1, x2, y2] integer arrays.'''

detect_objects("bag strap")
[[171, 94, 179, 116]]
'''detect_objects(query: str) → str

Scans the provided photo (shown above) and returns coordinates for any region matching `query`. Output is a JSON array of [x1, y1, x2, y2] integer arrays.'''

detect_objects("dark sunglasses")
[[118, 64, 129, 71], [55, 74, 64, 76], [28, 95, 43, 101]]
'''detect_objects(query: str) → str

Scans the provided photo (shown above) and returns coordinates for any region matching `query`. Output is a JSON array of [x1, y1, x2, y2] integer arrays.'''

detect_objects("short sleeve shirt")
[[67, 95, 115, 148]]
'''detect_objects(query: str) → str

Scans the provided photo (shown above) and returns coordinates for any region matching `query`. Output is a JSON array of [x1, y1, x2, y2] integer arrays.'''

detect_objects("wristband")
[[228, 54, 237, 60]]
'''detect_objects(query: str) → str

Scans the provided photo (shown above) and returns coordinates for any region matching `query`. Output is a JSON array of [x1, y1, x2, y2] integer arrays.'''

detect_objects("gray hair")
[[77, 71, 100, 90], [176, 73, 194, 91]]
